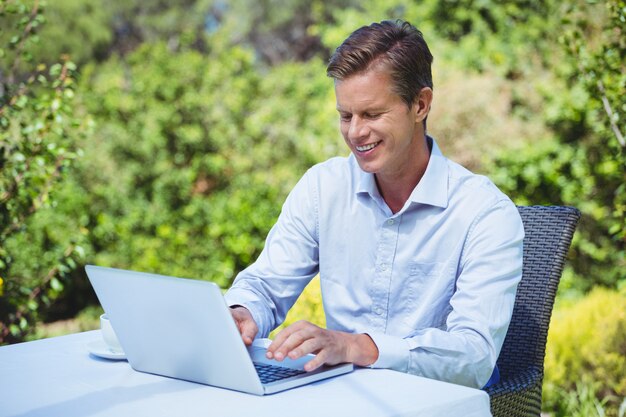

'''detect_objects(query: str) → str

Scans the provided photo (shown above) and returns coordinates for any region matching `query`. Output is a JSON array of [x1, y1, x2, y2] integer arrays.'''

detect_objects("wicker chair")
[[485, 205, 580, 417]]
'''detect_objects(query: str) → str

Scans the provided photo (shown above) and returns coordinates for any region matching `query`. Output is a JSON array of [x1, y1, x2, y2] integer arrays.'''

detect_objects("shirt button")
[[387, 219, 394, 225], [380, 263, 387, 271], [374, 307, 383, 315]]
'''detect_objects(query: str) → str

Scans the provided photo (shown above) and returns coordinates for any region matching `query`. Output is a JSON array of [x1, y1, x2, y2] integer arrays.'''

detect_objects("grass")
[[28, 305, 102, 341]]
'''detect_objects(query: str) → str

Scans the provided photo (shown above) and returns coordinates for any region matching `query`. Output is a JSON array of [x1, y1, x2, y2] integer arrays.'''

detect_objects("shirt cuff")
[[224, 287, 274, 338], [366, 332, 411, 372]]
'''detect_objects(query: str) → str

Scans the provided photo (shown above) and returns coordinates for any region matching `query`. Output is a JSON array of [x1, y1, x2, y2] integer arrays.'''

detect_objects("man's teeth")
[[356, 142, 380, 152]]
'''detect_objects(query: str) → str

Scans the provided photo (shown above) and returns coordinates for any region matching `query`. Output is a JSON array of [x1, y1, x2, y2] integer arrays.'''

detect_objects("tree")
[[25, 0, 114, 65], [68, 32, 341, 287], [0, 0, 87, 343], [489, 0, 625, 292]]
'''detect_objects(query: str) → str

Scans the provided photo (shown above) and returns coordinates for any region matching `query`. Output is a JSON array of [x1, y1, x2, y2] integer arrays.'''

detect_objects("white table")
[[0, 331, 492, 417]]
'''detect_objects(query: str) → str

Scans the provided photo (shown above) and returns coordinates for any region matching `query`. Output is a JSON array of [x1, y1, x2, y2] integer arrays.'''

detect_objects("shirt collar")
[[355, 159, 380, 197], [355, 136, 449, 209]]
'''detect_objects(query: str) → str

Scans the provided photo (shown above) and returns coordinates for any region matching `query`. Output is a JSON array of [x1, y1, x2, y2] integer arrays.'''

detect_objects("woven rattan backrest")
[[496, 206, 580, 378]]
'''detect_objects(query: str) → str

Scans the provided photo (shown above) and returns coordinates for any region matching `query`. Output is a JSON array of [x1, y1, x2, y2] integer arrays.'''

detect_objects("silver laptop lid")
[[85, 265, 265, 395]]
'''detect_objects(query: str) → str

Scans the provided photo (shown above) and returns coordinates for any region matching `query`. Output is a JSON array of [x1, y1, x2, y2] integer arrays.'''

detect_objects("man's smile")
[[355, 141, 382, 152]]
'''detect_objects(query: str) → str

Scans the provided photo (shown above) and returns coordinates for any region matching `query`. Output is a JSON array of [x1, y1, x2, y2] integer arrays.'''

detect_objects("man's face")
[[335, 69, 425, 181]]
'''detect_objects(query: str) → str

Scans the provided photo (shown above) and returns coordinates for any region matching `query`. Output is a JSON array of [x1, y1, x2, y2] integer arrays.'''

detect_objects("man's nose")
[[348, 117, 369, 140]]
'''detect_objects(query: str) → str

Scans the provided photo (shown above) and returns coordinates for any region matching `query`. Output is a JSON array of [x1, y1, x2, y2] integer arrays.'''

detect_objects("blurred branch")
[[597, 80, 625, 148], [7, 0, 40, 85], [0, 153, 66, 240], [0, 243, 76, 343], [0, 57, 73, 240]]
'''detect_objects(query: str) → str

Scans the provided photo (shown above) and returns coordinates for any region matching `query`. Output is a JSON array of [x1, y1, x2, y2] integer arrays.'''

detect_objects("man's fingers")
[[267, 323, 298, 353], [265, 322, 358, 372], [289, 337, 327, 362], [240, 322, 256, 345], [269, 330, 310, 360], [267, 321, 315, 359], [303, 352, 325, 372], [230, 306, 258, 345]]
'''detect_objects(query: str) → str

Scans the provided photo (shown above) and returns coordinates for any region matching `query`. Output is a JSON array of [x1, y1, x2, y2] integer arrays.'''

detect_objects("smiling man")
[[225, 20, 524, 388]]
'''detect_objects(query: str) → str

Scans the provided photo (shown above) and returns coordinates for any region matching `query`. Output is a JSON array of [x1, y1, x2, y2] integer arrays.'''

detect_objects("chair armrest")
[[485, 367, 543, 417]]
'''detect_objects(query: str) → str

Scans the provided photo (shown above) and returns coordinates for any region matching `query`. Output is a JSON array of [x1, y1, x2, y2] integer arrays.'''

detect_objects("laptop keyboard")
[[254, 363, 306, 384]]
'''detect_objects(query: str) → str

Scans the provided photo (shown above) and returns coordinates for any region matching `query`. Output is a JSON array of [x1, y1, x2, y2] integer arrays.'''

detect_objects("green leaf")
[[74, 245, 85, 259], [50, 277, 63, 292], [15, 95, 28, 109], [9, 324, 20, 336], [49, 63, 62, 77]]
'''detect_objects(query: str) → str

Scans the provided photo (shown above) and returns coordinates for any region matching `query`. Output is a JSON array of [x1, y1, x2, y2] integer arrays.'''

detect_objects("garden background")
[[1, 0, 624, 415]]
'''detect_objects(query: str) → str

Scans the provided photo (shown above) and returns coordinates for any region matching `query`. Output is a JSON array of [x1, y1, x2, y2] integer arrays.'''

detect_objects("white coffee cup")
[[100, 313, 123, 353]]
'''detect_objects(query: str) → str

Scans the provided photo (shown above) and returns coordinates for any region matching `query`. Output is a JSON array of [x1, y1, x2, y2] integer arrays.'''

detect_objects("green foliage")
[[66, 37, 340, 289], [216, 0, 359, 65], [316, 0, 562, 77], [0, 0, 344, 343], [488, 0, 626, 292], [559, 0, 626, 245], [0, 0, 46, 67], [544, 287, 626, 416], [27, 303, 101, 341], [105, 0, 214, 49], [24, 0, 114, 65], [0, 0, 88, 343], [14, 0, 216, 66], [556, 380, 611, 417], [75, 41, 266, 286], [489, 134, 624, 292]]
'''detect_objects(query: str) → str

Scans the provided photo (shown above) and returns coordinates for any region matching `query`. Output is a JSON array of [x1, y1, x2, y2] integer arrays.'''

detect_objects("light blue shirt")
[[225, 137, 524, 388]]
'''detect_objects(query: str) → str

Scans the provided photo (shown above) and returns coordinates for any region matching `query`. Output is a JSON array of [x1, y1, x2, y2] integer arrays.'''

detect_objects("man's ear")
[[413, 87, 433, 123]]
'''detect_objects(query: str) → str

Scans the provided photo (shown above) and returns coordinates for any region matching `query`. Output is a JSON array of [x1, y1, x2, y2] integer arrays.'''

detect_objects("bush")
[[544, 287, 626, 416], [0, 0, 89, 344], [73, 41, 340, 289]]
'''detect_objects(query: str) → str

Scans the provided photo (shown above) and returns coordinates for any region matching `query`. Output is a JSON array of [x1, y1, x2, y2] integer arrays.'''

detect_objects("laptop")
[[85, 265, 353, 395]]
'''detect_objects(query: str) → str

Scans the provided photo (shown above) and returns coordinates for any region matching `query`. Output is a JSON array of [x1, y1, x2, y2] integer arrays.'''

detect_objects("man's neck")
[[376, 137, 432, 214]]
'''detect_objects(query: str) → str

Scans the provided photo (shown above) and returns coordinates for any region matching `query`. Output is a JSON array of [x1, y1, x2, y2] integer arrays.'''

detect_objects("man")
[[225, 20, 524, 388]]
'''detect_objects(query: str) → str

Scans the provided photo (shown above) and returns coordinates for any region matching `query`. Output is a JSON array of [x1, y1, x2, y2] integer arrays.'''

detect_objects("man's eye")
[[365, 113, 380, 119], [340, 114, 352, 122]]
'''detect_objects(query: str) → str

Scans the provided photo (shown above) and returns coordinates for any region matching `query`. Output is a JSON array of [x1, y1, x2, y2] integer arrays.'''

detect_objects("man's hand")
[[266, 321, 379, 372], [230, 306, 258, 346]]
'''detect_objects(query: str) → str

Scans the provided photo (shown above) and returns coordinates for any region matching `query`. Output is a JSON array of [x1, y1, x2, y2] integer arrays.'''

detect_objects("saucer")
[[86, 339, 127, 361]]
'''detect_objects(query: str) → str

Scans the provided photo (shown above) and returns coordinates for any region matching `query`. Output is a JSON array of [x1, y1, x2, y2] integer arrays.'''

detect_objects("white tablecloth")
[[0, 331, 492, 417]]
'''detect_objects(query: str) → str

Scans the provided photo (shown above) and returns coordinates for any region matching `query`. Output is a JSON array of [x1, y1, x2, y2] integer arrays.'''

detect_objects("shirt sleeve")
[[224, 169, 320, 338], [368, 200, 524, 388]]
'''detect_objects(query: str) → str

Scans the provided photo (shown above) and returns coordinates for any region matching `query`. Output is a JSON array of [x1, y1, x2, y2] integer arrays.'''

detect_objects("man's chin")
[[354, 159, 378, 175]]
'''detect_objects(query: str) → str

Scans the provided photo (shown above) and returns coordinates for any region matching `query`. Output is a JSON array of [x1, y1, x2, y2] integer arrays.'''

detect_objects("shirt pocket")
[[400, 261, 452, 331]]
